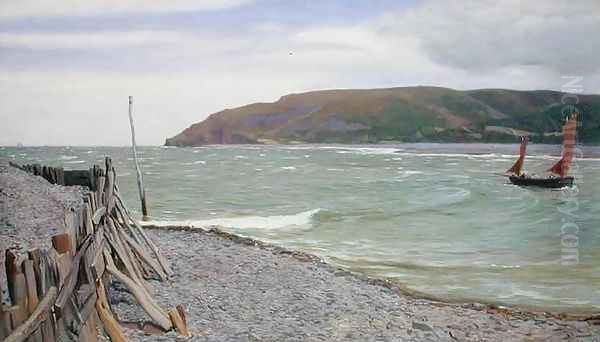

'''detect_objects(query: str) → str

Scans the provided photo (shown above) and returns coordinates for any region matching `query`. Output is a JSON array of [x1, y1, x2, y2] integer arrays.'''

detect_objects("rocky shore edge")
[[143, 224, 600, 322], [110, 224, 599, 341]]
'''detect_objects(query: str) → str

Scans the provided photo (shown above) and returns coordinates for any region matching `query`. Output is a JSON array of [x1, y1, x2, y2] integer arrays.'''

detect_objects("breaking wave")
[[145, 209, 322, 231]]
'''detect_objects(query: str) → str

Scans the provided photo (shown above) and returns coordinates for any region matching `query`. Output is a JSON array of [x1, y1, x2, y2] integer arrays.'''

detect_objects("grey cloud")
[[388, 0, 600, 75]]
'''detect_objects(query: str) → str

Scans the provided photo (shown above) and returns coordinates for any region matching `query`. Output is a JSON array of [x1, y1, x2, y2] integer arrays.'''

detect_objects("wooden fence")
[[12, 163, 101, 190], [1, 158, 190, 341]]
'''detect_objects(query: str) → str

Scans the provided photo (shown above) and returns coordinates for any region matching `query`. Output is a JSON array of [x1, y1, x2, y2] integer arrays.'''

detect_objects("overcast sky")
[[1, 0, 599, 146]]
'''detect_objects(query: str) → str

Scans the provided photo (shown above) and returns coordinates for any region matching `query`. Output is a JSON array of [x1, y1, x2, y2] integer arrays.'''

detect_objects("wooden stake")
[[168, 307, 190, 337], [8, 273, 27, 330], [127, 96, 149, 219], [22, 260, 43, 342], [51, 234, 71, 255], [104, 252, 171, 331], [2, 287, 57, 342], [94, 280, 126, 342], [120, 230, 168, 281], [114, 192, 173, 277], [22, 260, 38, 314], [1, 250, 12, 307]]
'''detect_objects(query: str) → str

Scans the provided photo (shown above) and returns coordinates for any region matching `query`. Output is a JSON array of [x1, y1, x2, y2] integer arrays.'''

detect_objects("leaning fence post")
[[127, 96, 149, 219]]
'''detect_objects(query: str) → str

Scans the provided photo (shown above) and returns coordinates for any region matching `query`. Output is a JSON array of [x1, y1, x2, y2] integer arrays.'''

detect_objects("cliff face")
[[165, 86, 600, 146]]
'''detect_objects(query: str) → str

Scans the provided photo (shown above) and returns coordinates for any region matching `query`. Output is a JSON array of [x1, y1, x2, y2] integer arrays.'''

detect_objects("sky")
[[1, 0, 599, 146]]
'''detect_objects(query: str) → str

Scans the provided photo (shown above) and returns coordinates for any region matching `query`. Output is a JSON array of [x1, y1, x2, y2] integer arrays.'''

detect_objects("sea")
[[2, 143, 599, 314]]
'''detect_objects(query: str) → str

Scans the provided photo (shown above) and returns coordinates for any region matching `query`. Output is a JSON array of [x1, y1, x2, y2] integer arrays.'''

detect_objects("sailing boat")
[[506, 112, 577, 188]]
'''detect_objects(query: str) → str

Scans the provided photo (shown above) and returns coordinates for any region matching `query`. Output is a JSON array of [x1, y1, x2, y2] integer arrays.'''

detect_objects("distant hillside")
[[165, 87, 600, 146]]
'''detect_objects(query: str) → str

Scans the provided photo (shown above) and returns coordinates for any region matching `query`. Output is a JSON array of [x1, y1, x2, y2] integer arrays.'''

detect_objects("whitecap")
[[65, 160, 85, 164], [322, 146, 401, 155], [396, 152, 500, 159], [61, 155, 78, 160], [144, 208, 322, 230], [399, 170, 424, 175], [281, 166, 296, 170], [182, 160, 207, 166], [490, 264, 521, 269]]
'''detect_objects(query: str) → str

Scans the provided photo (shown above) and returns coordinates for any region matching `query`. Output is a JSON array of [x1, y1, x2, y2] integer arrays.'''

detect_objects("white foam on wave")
[[398, 170, 424, 175], [182, 160, 206, 165], [396, 152, 502, 159], [334, 147, 401, 155], [394, 152, 600, 162], [283, 146, 402, 155], [145, 208, 321, 230], [60, 155, 78, 160]]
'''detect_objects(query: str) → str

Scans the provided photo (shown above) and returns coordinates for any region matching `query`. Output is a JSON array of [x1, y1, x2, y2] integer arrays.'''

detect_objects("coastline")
[[111, 224, 599, 341], [141, 224, 600, 320], [142, 224, 600, 319]]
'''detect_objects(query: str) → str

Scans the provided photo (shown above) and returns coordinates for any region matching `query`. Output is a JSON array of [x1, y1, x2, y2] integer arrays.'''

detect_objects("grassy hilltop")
[[166, 87, 600, 146]]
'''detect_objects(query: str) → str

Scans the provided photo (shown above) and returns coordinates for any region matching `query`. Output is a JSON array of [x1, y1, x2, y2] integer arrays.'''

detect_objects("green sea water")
[[2, 143, 600, 313]]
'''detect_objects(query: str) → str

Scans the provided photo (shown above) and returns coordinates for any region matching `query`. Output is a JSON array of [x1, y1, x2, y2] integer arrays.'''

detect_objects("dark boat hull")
[[509, 175, 574, 188]]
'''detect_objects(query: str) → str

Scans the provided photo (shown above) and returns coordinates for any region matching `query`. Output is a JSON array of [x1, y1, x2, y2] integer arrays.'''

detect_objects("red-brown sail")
[[506, 136, 528, 175], [547, 113, 578, 177]]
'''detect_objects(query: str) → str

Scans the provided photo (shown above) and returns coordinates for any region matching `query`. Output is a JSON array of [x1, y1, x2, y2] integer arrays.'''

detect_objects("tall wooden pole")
[[128, 96, 148, 219]]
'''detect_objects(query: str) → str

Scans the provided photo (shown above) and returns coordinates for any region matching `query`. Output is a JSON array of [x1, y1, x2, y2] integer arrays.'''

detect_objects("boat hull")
[[508, 175, 574, 188]]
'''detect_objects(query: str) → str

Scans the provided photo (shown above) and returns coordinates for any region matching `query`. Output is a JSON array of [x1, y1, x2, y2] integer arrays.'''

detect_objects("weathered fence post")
[[128, 96, 149, 219]]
